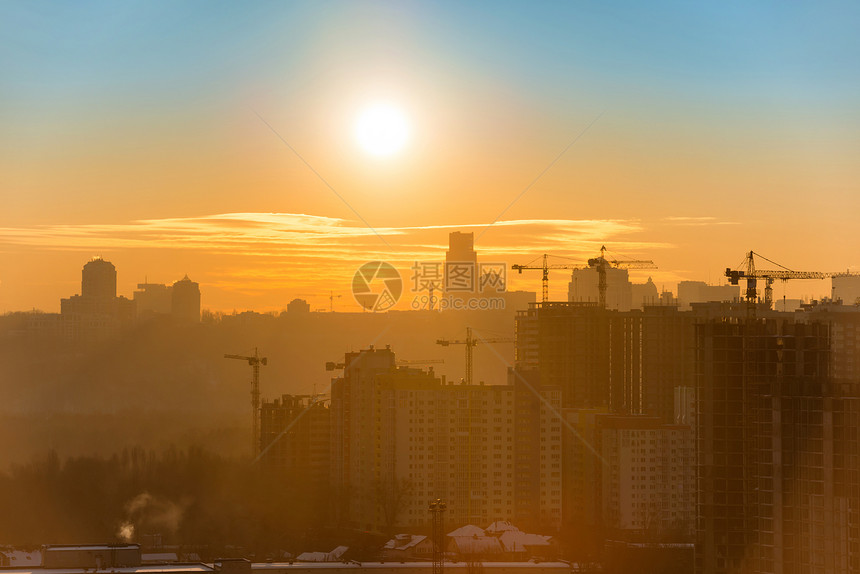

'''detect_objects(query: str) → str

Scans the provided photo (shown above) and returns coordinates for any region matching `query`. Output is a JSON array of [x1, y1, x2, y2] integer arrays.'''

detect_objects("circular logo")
[[352, 261, 403, 312]]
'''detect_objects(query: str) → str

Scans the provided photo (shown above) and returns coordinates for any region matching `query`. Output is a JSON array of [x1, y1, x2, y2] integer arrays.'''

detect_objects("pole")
[[430, 499, 447, 574]]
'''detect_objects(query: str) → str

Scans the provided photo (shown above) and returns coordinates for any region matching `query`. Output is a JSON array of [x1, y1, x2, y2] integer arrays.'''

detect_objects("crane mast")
[[224, 348, 268, 458], [436, 326, 513, 385], [587, 246, 656, 309], [512, 247, 656, 307], [511, 254, 584, 303]]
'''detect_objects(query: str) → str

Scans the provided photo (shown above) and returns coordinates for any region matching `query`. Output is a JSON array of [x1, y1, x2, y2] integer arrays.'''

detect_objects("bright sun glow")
[[354, 104, 409, 156]]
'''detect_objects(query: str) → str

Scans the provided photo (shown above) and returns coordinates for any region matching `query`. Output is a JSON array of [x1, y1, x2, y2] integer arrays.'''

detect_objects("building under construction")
[[512, 297, 860, 572], [695, 315, 859, 574], [258, 394, 330, 485]]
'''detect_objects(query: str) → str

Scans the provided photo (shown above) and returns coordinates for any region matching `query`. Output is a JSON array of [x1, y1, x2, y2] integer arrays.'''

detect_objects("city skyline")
[[2, 1, 859, 313]]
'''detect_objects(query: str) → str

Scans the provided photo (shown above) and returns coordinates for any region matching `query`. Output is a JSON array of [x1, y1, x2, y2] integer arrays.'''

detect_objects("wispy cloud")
[[0, 212, 664, 260], [0, 213, 672, 302], [662, 216, 740, 226]]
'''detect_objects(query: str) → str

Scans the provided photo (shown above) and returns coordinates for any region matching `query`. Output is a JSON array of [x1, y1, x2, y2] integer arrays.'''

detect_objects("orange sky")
[[1, 2, 858, 313]]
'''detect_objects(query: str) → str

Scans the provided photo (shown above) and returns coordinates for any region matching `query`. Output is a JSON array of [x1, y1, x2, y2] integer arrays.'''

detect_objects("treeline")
[[0, 447, 359, 559]]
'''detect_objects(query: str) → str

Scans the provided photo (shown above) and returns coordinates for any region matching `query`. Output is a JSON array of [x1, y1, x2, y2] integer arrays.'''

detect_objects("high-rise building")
[[133, 283, 172, 317], [568, 267, 633, 311], [515, 302, 643, 413], [832, 274, 860, 306], [559, 409, 695, 542], [81, 257, 117, 299], [446, 231, 478, 268], [677, 281, 739, 310], [445, 231, 479, 301], [259, 394, 330, 485], [631, 277, 659, 309], [695, 315, 860, 574], [329, 345, 562, 533], [171, 275, 200, 322], [598, 415, 694, 536], [509, 367, 563, 531], [60, 258, 134, 341]]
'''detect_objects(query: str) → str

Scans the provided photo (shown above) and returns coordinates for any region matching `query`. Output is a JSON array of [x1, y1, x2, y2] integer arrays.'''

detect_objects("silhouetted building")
[[259, 394, 330, 484], [134, 283, 172, 317], [568, 267, 633, 311], [631, 277, 659, 309], [81, 258, 117, 300], [171, 275, 200, 322], [446, 231, 478, 269], [60, 258, 134, 341], [445, 231, 478, 301], [287, 298, 311, 313], [515, 302, 643, 413], [832, 274, 860, 306], [677, 281, 739, 310]]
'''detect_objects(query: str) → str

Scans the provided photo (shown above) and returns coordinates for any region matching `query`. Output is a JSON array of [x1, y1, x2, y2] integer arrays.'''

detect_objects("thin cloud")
[[0, 213, 655, 259], [662, 216, 740, 227], [0, 213, 672, 302]]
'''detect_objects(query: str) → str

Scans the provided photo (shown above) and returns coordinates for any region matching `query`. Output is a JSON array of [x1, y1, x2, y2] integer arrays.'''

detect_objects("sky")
[[1, 1, 859, 312]]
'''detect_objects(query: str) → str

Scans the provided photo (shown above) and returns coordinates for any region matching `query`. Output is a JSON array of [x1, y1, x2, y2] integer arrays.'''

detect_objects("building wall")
[[259, 394, 330, 485], [677, 281, 739, 310], [568, 268, 632, 311], [598, 416, 694, 536], [172, 276, 201, 322], [832, 275, 860, 306], [330, 346, 562, 534], [694, 317, 859, 574]]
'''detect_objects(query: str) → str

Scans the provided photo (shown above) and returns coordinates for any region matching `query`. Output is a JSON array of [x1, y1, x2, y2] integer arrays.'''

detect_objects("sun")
[[354, 104, 409, 157]]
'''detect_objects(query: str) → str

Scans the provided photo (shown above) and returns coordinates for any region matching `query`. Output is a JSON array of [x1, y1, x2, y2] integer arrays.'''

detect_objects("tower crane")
[[224, 348, 268, 458], [329, 291, 342, 312], [725, 250, 860, 310], [512, 247, 656, 307], [587, 246, 657, 309], [436, 326, 514, 385], [511, 254, 585, 303]]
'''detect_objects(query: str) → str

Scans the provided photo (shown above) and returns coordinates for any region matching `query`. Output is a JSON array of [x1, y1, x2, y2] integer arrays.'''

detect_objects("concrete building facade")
[[329, 346, 562, 534]]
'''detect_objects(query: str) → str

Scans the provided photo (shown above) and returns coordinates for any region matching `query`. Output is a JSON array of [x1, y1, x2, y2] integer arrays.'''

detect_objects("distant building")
[[501, 290, 537, 312], [81, 258, 117, 299], [445, 231, 479, 301], [287, 298, 311, 313], [676, 281, 738, 310], [446, 231, 478, 269], [568, 267, 632, 310], [832, 273, 860, 305], [134, 283, 172, 317], [630, 277, 659, 309], [171, 275, 200, 322], [60, 258, 135, 341]]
